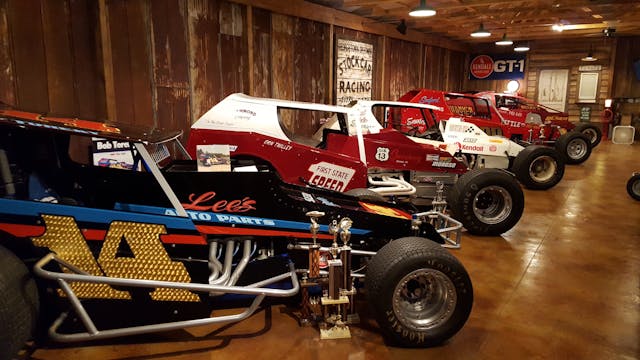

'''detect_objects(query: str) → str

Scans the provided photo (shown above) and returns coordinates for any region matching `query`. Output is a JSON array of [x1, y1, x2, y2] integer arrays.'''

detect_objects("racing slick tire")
[[366, 237, 472, 347], [511, 145, 565, 190], [0, 245, 39, 360], [447, 168, 524, 236], [627, 173, 640, 201], [555, 132, 592, 165], [574, 123, 602, 148], [344, 188, 386, 202]]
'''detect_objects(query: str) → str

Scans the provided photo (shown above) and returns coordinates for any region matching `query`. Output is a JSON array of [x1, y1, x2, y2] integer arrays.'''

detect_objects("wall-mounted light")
[[495, 33, 513, 46], [396, 19, 407, 35], [409, 0, 436, 17], [471, 23, 491, 37], [552, 23, 565, 32], [514, 43, 530, 52]]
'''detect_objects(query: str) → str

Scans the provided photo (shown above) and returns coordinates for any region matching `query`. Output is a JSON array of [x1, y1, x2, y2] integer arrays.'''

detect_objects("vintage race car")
[[399, 89, 594, 165], [0, 109, 473, 358], [472, 91, 602, 147], [188, 94, 525, 236], [379, 101, 565, 190]]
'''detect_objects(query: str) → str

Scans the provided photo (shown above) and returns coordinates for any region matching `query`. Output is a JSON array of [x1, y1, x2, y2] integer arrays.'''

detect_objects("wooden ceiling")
[[309, 0, 640, 45]]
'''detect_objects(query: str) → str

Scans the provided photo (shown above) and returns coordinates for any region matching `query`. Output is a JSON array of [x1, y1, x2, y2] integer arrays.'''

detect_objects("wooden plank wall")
[[0, 0, 468, 140], [1, 0, 105, 119], [466, 38, 617, 123]]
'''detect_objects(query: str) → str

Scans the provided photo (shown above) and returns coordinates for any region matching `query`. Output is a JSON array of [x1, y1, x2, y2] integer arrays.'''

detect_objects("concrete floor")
[[30, 140, 640, 360]]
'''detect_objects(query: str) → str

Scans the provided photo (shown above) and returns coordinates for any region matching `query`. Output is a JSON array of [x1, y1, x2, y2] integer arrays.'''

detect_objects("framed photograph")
[[537, 69, 569, 112], [578, 72, 599, 103], [196, 144, 231, 172], [335, 36, 374, 106]]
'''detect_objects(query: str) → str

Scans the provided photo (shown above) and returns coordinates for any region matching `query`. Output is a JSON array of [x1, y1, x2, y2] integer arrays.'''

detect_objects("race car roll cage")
[[22, 125, 461, 342]]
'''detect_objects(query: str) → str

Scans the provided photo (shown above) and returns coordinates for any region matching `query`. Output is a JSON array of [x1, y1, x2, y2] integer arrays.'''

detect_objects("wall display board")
[[537, 69, 569, 112], [468, 54, 526, 80], [335, 37, 374, 106]]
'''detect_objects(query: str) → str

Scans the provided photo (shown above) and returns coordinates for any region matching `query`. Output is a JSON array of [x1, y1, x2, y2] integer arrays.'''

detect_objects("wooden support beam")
[[98, 0, 117, 121], [227, 0, 468, 52]]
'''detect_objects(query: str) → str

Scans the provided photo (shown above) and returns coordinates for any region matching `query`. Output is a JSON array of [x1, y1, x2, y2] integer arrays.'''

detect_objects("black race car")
[[0, 109, 472, 358]]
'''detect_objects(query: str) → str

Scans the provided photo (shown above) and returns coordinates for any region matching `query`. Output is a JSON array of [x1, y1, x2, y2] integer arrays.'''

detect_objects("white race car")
[[359, 100, 566, 190]]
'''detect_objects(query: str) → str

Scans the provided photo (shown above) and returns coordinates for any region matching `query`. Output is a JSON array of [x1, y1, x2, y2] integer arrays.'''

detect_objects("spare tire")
[[447, 168, 524, 236], [555, 132, 592, 165], [511, 145, 565, 190], [0, 245, 39, 360], [574, 123, 602, 147], [366, 237, 473, 347]]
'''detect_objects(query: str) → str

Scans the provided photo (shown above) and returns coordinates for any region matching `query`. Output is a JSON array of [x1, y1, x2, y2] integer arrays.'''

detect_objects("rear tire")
[[447, 168, 524, 236], [511, 145, 565, 190], [366, 237, 473, 347], [574, 123, 602, 147], [555, 132, 592, 165], [627, 173, 640, 201], [0, 245, 39, 360]]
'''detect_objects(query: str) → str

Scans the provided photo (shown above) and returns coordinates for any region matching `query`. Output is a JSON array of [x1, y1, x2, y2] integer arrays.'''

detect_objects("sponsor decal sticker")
[[463, 138, 478, 143], [489, 145, 498, 152], [308, 162, 355, 192], [302, 192, 315, 203], [375, 147, 390, 161], [455, 142, 485, 152], [426, 154, 440, 162], [431, 157, 457, 168]]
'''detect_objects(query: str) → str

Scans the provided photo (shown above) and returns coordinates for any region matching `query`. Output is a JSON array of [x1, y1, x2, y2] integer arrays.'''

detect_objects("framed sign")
[[578, 72, 599, 103], [335, 37, 374, 106], [537, 69, 569, 112]]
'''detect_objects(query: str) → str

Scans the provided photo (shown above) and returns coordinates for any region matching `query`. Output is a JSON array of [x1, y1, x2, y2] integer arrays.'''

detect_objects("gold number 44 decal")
[[32, 215, 199, 302]]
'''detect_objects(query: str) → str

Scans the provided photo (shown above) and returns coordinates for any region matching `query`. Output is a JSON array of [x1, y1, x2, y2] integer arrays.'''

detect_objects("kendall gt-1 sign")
[[469, 54, 526, 80]]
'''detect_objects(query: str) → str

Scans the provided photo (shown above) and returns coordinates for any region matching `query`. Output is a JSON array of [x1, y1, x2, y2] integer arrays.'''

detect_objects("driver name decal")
[[308, 162, 355, 192]]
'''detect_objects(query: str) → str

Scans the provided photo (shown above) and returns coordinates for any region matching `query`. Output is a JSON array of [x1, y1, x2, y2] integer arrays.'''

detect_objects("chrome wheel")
[[567, 138, 588, 160], [582, 128, 598, 144], [472, 185, 513, 224], [529, 155, 557, 183], [392, 269, 457, 331]]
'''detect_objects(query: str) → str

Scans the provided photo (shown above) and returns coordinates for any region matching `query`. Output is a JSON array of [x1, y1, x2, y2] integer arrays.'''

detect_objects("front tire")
[[574, 123, 602, 147], [627, 173, 640, 201], [555, 132, 592, 165], [366, 237, 473, 347], [511, 145, 565, 190], [447, 168, 524, 236], [0, 245, 39, 360]]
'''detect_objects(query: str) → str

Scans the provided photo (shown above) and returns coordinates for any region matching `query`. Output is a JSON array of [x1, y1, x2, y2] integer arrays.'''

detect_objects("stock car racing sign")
[[469, 54, 526, 80]]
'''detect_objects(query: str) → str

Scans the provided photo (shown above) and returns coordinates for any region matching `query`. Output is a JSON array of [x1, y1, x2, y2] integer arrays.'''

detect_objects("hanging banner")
[[469, 54, 526, 80], [335, 37, 374, 106]]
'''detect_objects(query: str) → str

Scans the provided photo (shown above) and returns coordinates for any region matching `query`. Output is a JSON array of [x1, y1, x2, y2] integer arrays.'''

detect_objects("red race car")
[[187, 93, 525, 236], [399, 89, 594, 164], [472, 91, 602, 147]]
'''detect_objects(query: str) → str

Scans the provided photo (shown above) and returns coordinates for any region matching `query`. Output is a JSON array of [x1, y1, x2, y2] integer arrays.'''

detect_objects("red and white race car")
[[399, 89, 594, 165], [472, 91, 602, 147], [187, 93, 525, 236]]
